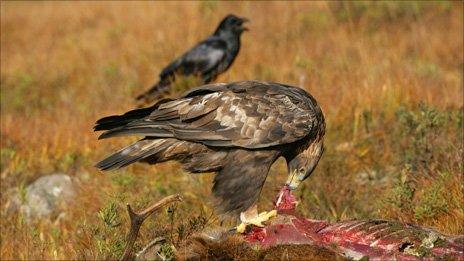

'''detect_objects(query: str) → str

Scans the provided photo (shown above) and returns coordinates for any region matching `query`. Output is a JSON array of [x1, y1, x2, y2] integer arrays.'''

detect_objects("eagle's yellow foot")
[[236, 210, 277, 233]]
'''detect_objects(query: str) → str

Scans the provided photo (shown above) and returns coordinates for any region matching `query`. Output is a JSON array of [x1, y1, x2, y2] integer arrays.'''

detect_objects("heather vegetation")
[[1, 2, 462, 259]]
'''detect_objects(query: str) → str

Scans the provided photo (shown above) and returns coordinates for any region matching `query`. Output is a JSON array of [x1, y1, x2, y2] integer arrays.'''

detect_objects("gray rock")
[[7, 174, 76, 221]]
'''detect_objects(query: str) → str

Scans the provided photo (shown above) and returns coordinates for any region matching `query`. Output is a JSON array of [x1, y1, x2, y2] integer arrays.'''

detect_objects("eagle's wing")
[[98, 81, 321, 149], [159, 36, 227, 81]]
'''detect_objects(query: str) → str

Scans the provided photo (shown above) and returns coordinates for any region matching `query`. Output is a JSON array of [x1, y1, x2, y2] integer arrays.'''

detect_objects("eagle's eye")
[[299, 167, 305, 173]]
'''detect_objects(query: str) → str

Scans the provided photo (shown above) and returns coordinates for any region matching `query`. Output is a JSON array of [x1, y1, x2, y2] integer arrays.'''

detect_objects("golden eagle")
[[136, 14, 249, 104], [95, 81, 325, 228]]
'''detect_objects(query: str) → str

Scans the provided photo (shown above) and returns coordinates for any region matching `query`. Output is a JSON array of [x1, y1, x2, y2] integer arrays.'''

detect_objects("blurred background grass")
[[1, 1, 463, 259]]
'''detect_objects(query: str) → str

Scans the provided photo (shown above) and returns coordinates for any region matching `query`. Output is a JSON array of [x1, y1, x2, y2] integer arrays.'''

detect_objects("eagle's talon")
[[236, 210, 277, 233], [236, 223, 247, 233]]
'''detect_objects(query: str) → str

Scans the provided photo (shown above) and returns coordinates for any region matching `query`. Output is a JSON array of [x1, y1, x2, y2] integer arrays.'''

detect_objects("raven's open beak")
[[240, 17, 250, 31]]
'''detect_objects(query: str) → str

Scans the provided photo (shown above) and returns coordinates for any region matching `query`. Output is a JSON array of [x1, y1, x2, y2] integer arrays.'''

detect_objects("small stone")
[[7, 174, 76, 221]]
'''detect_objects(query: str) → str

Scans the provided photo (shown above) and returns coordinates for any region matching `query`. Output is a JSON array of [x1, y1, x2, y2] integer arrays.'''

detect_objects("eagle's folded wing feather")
[[99, 82, 320, 149]]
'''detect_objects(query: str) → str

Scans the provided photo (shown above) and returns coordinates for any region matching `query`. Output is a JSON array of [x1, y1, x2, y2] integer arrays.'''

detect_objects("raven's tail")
[[136, 79, 172, 105]]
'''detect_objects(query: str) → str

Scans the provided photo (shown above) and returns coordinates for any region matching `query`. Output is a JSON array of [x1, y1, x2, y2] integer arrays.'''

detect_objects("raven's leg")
[[236, 204, 277, 233]]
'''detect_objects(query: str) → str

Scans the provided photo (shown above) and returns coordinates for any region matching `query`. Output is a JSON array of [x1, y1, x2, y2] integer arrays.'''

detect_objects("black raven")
[[136, 14, 249, 104], [96, 81, 325, 230]]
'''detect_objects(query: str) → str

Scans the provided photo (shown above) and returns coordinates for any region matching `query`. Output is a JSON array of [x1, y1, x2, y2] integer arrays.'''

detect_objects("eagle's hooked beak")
[[286, 141, 324, 190], [285, 170, 305, 190]]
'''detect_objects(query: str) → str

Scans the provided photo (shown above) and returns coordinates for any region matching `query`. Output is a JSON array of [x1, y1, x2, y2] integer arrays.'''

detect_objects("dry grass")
[[1, 1, 463, 259]]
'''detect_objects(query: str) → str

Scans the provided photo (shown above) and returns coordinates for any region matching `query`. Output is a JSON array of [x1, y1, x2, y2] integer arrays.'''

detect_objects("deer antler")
[[121, 194, 182, 261]]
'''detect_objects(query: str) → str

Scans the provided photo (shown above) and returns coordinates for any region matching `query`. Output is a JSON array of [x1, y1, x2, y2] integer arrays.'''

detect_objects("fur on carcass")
[[175, 186, 463, 260]]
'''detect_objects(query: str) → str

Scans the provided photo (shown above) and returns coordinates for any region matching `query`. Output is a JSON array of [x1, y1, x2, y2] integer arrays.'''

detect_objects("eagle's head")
[[286, 139, 324, 190]]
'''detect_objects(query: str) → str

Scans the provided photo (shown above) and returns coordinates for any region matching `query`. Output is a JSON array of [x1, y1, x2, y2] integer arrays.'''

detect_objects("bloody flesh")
[[243, 186, 464, 260]]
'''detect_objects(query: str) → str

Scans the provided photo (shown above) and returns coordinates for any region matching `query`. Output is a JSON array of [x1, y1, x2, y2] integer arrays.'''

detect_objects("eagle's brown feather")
[[98, 81, 321, 149], [95, 81, 325, 216]]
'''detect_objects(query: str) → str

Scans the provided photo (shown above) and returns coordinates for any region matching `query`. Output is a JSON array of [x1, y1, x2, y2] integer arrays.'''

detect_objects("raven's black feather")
[[136, 14, 249, 104]]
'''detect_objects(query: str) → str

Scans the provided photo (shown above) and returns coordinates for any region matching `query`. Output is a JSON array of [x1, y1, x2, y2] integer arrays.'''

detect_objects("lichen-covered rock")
[[6, 174, 76, 221]]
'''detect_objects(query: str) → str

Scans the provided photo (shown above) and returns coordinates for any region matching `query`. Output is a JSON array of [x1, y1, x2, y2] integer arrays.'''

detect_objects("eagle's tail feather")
[[94, 107, 154, 131], [95, 139, 176, 171], [94, 98, 173, 132], [97, 124, 173, 140]]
